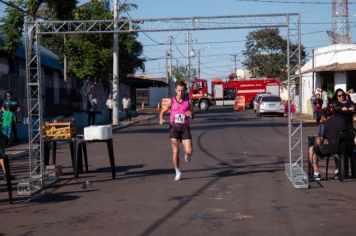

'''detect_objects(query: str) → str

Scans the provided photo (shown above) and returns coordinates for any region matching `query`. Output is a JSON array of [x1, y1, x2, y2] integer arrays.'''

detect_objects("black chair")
[[335, 129, 355, 181], [308, 131, 355, 181], [0, 155, 13, 204]]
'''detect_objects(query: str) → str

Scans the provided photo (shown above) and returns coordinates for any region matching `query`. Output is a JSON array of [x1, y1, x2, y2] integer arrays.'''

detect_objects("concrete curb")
[[8, 113, 158, 160]]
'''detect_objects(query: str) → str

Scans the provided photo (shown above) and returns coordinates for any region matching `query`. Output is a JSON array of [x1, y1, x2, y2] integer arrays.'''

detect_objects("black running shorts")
[[169, 125, 192, 141]]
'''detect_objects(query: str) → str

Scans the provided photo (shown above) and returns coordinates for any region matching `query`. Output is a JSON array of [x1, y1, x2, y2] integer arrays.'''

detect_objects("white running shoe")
[[175, 170, 181, 181], [184, 153, 191, 163]]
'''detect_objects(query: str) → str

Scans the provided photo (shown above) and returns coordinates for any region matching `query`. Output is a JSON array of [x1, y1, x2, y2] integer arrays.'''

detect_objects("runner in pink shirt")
[[159, 81, 194, 181]]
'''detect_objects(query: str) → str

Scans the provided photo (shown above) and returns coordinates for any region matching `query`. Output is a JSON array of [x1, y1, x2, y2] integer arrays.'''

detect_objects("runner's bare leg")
[[171, 139, 180, 169], [182, 139, 193, 156]]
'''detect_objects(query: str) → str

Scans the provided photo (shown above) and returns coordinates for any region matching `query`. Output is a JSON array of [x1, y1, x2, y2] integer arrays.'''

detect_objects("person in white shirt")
[[122, 95, 131, 121], [106, 94, 113, 122], [321, 90, 328, 109], [87, 94, 98, 126], [349, 89, 356, 104]]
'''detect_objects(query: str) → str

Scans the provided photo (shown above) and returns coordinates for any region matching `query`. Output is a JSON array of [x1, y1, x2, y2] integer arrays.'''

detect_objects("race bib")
[[174, 114, 185, 124]]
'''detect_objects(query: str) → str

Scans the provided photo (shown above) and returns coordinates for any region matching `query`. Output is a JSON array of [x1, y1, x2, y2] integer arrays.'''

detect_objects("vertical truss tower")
[[331, 0, 351, 44]]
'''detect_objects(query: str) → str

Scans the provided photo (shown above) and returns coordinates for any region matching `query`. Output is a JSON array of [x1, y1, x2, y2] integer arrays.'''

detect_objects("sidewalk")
[[4, 110, 158, 159]]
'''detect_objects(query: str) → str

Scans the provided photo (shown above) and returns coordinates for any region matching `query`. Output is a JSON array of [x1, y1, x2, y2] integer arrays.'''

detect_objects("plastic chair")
[[336, 129, 355, 181]]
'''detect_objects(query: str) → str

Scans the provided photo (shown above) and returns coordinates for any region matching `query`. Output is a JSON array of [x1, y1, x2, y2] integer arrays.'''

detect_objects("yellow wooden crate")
[[43, 121, 75, 140]]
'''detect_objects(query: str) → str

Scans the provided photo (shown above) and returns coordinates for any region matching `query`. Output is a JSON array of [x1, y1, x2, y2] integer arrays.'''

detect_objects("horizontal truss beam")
[[29, 13, 299, 35]]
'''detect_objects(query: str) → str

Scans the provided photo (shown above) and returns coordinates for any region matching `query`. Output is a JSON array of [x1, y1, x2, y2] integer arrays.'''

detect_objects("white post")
[[112, 0, 119, 125]]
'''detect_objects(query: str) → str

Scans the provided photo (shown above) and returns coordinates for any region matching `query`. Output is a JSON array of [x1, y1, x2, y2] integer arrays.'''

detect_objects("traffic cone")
[[141, 101, 144, 110]]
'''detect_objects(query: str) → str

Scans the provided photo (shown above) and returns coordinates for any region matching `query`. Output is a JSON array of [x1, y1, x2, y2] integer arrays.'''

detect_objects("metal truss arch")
[[21, 13, 306, 195]]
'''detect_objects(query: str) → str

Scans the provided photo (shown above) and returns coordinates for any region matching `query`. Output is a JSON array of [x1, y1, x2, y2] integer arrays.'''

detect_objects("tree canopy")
[[243, 28, 305, 80], [0, 0, 144, 84]]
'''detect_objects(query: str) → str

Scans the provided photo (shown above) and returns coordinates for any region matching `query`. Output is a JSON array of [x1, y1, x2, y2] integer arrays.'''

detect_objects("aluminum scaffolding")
[[284, 15, 308, 188], [19, 13, 306, 195]]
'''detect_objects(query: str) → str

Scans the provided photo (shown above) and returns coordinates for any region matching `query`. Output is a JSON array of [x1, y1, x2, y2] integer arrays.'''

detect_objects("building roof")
[[0, 35, 63, 72], [127, 74, 168, 84], [122, 74, 168, 88], [301, 44, 356, 74]]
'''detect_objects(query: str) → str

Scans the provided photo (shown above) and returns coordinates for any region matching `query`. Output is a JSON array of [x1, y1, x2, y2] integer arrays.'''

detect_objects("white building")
[[235, 68, 252, 80], [300, 44, 356, 114]]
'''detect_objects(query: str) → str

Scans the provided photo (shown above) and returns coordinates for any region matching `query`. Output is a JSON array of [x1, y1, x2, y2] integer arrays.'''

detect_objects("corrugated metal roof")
[[0, 35, 63, 72], [302, 62, 356, 74]]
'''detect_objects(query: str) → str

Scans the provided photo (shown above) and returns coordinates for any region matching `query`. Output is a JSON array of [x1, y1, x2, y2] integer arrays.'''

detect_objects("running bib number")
[[174, 114, 185, 124]]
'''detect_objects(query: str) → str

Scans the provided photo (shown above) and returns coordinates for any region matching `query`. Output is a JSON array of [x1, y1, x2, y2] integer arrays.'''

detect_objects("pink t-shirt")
[[170, 97, 190, 126]]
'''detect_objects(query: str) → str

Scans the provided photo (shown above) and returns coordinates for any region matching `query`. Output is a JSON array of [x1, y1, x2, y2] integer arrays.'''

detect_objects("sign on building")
[[136, 88, 150, 105]]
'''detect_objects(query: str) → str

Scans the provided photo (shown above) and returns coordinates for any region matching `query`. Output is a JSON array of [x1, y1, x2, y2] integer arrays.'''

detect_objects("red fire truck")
[[189, 78, 280, 110]]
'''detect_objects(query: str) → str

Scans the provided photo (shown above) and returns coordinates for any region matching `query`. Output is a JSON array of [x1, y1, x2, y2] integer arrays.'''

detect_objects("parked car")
[[256, 95, 284, 117], [253, 93, 271, 112]]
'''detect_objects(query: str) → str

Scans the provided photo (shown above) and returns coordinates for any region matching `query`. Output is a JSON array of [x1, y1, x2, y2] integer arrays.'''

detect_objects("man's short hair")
[[176, 81, 186, 88]]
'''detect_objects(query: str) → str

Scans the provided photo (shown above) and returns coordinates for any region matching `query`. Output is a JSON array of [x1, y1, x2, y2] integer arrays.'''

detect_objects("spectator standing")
[[87, 94, 98, 126], [2, 91, 20, 143], [310, 91, 316, 119], [106, 94, 113, 123], [321, 89, 328, 109], [122, 95, 131, 121], [2, 109, 15, 144], [348, 89, 356, 104], [313, 93, 323, 124], [284, 100, 296, 121], [332, 88, 355, 129]]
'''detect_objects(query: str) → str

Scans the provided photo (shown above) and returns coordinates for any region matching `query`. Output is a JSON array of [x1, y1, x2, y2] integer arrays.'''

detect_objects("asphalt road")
[[1, 107, 356, 236]]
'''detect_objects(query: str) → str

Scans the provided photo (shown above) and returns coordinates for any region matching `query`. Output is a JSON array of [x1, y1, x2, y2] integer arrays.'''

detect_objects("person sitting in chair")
[[309, 108, 346, 181]]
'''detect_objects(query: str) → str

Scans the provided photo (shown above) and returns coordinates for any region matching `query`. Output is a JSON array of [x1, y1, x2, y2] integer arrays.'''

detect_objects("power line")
[[142, 54, 167, 61], [172, 37, 187, 58], [121, 6, 168, 46], [235, 0, 356, 4]]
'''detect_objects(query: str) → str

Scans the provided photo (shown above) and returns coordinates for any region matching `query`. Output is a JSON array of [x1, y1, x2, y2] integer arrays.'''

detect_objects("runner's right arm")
[[159, 100, 171, 125]]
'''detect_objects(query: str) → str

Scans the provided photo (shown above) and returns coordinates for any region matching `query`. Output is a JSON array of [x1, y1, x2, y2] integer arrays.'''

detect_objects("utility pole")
[[112, 0, 119, 125], [186, 31, 191, 88], [198, 49, 201, 79], [231, 54, 238, 79], [168, 35, 173, 78], [167, 35, 173, 97], [166, 50, 169, 84]]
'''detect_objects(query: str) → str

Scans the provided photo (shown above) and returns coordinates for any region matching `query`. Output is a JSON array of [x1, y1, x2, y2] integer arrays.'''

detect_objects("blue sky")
[[1, 0, 356, 79], [126, 0, 354, 79]]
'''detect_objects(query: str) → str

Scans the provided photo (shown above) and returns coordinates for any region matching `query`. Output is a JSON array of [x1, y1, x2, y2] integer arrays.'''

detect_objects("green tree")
[[0, 2, 24, 55], [243, 28, 305, 80], [172, 65, 189, 84], [60, 0, 144, 84], [28, 0, 77, 20], [0, 1, 25, 73]]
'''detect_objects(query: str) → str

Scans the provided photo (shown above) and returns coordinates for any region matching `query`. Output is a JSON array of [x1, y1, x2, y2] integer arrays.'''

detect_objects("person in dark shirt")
[[332, 88, 355, 129], [308, 108, 346, 180], [313, 93, 323, 124]]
